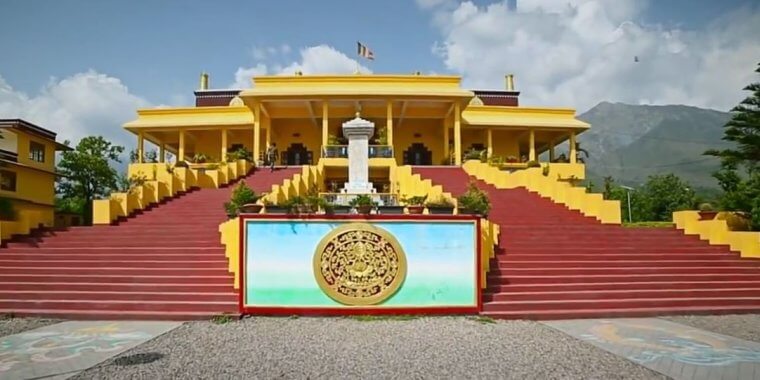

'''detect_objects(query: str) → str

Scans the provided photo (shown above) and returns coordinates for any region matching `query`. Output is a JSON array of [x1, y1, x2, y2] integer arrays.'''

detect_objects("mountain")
[[577, 102, 732, 190]]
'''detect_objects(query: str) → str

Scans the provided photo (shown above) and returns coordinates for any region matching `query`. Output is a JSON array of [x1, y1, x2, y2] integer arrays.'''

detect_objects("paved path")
[[0, 320, 180, 380], [546, 318, 760, 380]]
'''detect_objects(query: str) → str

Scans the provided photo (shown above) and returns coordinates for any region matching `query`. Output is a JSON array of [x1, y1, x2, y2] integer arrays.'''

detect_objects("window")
[[29, 141, 45, 163], [0, 170, 16, 192]]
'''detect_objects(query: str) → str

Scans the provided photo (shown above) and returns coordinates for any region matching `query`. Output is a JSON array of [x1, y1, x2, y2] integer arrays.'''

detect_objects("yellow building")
[[0, 119, 69, 239], [123, 73, 588, 193]]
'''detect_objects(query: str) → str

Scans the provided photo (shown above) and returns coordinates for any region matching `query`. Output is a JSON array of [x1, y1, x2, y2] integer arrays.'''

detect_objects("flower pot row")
[[232, 204, 485, 217]]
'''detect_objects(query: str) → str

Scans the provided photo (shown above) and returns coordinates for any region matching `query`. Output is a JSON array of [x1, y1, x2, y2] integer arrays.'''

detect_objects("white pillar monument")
[[342, 112, 375, 194]]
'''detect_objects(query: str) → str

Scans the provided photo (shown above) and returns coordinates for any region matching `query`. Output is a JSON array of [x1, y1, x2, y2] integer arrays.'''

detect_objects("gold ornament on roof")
[[313, 223, 407, 305]]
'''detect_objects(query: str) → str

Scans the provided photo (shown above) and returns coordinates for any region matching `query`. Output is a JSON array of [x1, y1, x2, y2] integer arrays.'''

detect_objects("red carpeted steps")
[[0, 167, 300, 320], [412, 166, 760, 320]]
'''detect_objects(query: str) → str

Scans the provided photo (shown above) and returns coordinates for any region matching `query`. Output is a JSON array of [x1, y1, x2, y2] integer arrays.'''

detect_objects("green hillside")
[[577, 102, 732, 189]]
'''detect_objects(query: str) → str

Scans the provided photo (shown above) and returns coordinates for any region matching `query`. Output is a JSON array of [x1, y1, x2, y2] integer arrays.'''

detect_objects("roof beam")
[[396, 101, 408, 129], [305, 101, 318, 128]]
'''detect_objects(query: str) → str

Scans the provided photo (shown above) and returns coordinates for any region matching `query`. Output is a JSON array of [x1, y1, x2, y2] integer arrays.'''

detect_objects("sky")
[[0, 0, 758, 149]]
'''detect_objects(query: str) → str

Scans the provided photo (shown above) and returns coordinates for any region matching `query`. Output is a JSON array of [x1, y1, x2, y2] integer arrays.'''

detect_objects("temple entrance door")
[[402, 143, 433, 165], [284, 143, 313, 165]]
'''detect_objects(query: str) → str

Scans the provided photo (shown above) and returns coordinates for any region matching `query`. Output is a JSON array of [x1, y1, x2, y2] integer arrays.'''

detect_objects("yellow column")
[[570, 131, 577, 164], [178, 130, 185, 162], [454, 102, 462, 165], [322, 101, 328, 147], [254, 103, 261, 165], [487, 128, 493, 158], [221, 128, 228, 161], [137, 132, 144, 163], [444, 117, 450, 164], [386, 100, 393, 147], [529, 129, 536, 161], [265, 119, 272, 147], [159, 144, 166, 163], [549, 139, 555, 162]]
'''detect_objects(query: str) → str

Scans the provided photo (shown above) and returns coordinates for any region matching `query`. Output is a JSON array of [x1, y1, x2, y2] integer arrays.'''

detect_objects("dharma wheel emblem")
[[313, 223, 407, 305]]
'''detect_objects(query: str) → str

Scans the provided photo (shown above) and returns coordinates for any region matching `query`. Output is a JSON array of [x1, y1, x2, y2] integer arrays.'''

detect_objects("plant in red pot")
[[698, 203, 718, 221], [224, 181, 262, 218], [404, 195, 428, 215], [349, 194, 376, 215]]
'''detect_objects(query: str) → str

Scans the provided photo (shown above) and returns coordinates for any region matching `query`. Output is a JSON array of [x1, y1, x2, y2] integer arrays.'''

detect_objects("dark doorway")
[[403, 143, 433, 165], [283, 143, 313, 165]]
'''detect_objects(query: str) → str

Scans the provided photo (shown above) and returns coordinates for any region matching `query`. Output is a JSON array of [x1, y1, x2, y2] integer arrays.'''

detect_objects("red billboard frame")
[[237, 214, 482, 316]]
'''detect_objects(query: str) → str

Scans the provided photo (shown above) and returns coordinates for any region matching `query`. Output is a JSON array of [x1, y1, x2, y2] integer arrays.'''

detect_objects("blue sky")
[[0, 0, 758, 146]]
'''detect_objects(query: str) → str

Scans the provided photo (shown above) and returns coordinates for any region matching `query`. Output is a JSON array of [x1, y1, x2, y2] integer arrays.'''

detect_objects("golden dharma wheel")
[[313, 223, 407, 305]]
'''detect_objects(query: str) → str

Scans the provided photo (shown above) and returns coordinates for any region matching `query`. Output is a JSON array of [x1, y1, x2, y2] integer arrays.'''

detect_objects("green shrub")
[[426, 196, 454, 208], [224, 181, 260, 217], [349, 194, 375, 207], [457, 182, 491, 216], [526, 160, 541, 168], [403, 195, 428, 206], [226, 147, 253, 162]]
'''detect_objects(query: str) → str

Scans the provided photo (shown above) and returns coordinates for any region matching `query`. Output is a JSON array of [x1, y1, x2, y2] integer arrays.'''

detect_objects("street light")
[[620, 185, 634, 223]]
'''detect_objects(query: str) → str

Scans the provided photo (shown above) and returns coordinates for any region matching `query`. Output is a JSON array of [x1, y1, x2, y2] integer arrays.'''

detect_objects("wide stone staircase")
[[412, 167, 760, 319], [0, 167, 299, 320]]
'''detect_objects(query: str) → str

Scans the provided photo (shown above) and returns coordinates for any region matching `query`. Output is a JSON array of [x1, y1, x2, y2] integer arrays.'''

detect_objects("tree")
[[57, 136, 124, 225], [706, 62, 760, 172], [637, 174, 696, 221], [705, 62, 760, 230]]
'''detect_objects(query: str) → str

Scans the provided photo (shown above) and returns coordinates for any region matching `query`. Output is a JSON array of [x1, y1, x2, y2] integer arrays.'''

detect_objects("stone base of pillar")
[[341, 182, 376, 194]]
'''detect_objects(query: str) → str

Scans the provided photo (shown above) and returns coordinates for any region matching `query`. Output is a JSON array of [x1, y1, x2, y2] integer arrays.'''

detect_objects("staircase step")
[[0, 260, 229, 268], [0, 290, 238, 302], [0, 308, 239, 321], [492, 267, 760, 275], [0, 267, 232, 276], [0, 299, 238, 313], [486, 280, 760, 293], [482, 297, 760, 312], [481, 305, 760, 320], [485, 288, 760, 301]]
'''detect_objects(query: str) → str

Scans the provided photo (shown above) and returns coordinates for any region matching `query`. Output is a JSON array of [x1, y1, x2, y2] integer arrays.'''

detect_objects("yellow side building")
[[0, 119, 69, 239]]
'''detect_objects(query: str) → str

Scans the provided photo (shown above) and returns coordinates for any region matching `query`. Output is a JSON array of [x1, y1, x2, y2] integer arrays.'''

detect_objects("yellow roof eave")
[[239, 74, 474, 99], [123, 106, 254, 130], [462, 105, 590, 129]]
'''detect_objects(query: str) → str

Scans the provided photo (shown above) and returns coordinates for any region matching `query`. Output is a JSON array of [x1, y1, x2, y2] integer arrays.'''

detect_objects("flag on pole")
[[357, 42, 374, 60]]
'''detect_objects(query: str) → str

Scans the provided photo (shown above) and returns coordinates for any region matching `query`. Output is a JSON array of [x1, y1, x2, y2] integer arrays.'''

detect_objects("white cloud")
[[230, 44, 371, 88], [423, 0, 760, 112], [0, 70, 149, 149], [232, 63, 268, 88]]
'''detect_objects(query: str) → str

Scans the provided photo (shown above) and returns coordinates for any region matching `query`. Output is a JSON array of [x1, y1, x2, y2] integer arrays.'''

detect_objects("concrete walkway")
[[546, 318, 760, 380], [0, 320, 180, 380]]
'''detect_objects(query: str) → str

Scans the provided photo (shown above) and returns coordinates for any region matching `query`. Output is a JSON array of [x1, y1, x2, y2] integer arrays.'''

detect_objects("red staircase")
[[0, 167, 299, 320], [412, 166, 760, 319]]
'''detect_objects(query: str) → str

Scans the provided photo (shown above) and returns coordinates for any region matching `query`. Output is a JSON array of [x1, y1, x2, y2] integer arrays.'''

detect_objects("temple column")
[[137, 132, 144, 163], [265, 120, 272, 148], [454, 103, 462, 165], [443, 117, 450, 164], [178, 130, 185, 162], [322, 101, 329, 147], [487, 128, 493, 158], [386, 101, 394, 147], [221, 128, 228, 161], [548, 139, 555, 162], [159, 144, 166, 163], [570, 131, 577, 164], [254, 103, 261, 165], [529, 129, 536, 162]]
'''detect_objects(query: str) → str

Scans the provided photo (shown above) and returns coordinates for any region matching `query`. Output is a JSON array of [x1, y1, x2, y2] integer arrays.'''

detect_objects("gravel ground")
[[0, 316, 61, 337], [73, 316, 665, 380], [663, 314, 760, 343]]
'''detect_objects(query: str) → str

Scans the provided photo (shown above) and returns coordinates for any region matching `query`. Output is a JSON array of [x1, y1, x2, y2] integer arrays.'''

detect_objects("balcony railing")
[[321, 145, 394, 159], [319, 192, 399, 206]]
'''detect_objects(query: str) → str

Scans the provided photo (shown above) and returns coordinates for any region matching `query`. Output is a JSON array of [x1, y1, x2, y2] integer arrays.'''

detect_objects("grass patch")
[[210, 313, 236, 325], [622, 221, 674, 228], [348, 314, 419, 322], [468, 316, 496, 324]]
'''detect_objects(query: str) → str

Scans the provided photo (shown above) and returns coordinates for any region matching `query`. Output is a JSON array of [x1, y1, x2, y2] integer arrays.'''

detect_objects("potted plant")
[[698, 203, 718, 221], [191, 153, 209, 164], [457, 182, 491, 217], [223, 182, 262, 217], [260, 199, 284, 214], [426, 196, 455, 215], [404, 195, 427, 215], [377, 199, 405, 215], [526, 160, 541, 168], [349, 194, 376, 215]]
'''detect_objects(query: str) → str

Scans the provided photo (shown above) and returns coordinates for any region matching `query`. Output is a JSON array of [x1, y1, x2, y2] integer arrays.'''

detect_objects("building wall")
[[16, 131, 56, 172], [271, 119, 321, 163], [394, 119, 446, 165]]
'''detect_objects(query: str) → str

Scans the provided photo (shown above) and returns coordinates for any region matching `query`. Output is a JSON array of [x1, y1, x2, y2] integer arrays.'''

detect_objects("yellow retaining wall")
[[673, 211, 760, 258], [463, 160, 621, 224], [0, 204, 54, 241], [93, 159, 252, 225], [480, 219, 500, 289], [219, 217, 241, 289]]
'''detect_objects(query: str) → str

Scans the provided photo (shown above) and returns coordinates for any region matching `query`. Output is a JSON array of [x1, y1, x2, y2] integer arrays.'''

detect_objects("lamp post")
[[620, 185, 634, 223]]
